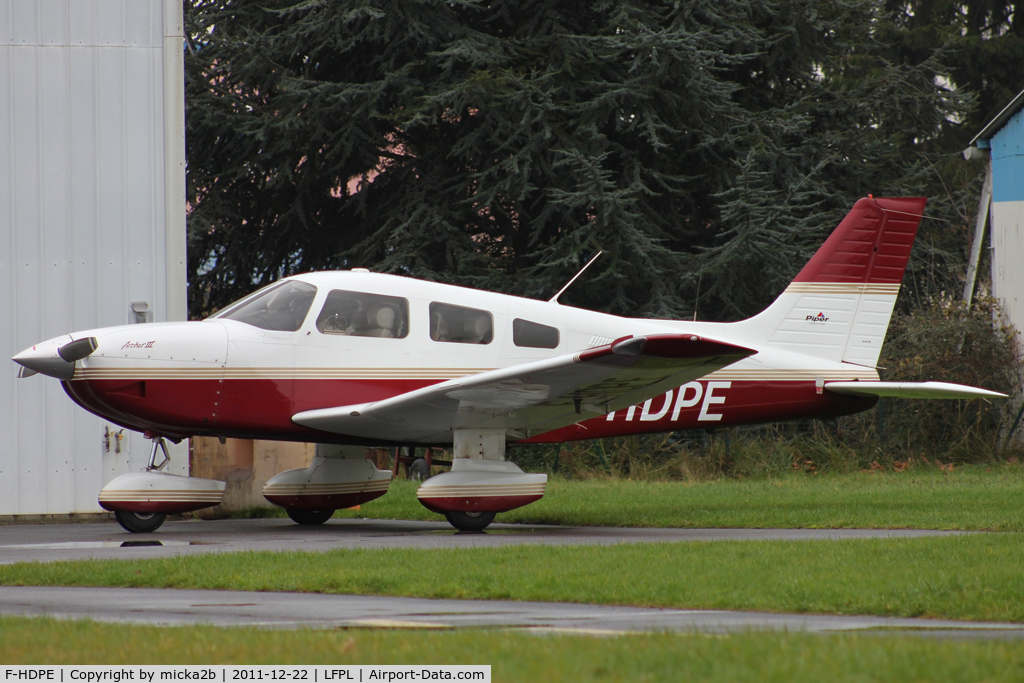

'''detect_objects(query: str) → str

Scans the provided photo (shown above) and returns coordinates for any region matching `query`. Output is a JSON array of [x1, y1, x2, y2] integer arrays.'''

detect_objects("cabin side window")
[[215, 280, 318, 332], [513, 318, 559, 349], [429, 302, 493, 344], [316, 290, 409, 338]]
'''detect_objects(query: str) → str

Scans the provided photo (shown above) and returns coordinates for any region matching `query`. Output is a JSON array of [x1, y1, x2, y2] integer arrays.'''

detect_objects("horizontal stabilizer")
[[825, 381, 1006, 399], [293, 333, 755, 443]]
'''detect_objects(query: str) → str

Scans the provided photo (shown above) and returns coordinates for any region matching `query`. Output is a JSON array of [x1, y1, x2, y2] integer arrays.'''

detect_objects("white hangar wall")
[[0, 0, 186, 516]]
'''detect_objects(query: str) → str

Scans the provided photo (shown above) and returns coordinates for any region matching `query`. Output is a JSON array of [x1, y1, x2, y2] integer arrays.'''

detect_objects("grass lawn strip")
[[2, 618, 1023, 682], [322, 467, 1024, 531], [3, 533, 1023, 623]]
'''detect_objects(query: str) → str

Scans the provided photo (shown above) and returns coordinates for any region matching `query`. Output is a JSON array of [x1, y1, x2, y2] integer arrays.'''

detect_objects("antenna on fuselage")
[[548, 251, 603, 304]]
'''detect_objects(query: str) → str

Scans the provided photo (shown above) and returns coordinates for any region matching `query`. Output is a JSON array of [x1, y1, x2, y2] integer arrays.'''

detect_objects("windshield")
[[214, 280, 318, 332]]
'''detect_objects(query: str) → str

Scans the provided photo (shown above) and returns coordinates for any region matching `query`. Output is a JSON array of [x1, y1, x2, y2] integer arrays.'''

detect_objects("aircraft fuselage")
[[50, 270, 877, 445]]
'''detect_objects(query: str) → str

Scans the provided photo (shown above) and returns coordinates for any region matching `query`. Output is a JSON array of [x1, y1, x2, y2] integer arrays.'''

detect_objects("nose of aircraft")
[[13, 335, 99, 380], [15, 321, 231, 382]]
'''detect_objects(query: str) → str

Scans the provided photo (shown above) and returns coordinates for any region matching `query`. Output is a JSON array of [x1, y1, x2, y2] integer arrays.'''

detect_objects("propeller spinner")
[[13, 336, 98, 380]]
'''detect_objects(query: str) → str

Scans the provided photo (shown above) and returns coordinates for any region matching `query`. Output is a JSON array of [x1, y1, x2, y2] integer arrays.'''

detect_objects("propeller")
[[58, 337, 99, 363], [13, 336, 98, 379]]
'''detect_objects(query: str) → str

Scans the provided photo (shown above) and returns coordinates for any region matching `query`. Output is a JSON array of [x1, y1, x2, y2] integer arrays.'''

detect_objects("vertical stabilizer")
[[745, 197, 926, 366]]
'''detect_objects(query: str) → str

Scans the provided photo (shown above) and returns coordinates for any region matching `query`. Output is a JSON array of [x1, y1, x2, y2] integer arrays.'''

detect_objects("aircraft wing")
[[825, 381, 1006, 399], [293, 334, 755, 443]]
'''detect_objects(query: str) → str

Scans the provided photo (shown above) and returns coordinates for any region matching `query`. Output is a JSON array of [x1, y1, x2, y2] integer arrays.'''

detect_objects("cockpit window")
[[429, 302, 493, 344], [316, 290, 409, 338], [215, 280, 317, 332]]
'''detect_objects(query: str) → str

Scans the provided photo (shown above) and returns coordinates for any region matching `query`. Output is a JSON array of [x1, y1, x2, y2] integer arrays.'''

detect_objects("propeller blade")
[[58, 337, 98, 363]]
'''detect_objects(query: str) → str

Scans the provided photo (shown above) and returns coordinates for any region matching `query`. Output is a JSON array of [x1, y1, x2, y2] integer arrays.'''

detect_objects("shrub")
[[865, 296, 1020, 460]]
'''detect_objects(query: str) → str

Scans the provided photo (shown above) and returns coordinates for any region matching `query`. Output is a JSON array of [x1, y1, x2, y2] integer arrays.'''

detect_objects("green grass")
[[5, 534, 1024, 622], [2, 618, 1023, 682], [324, 466, 1024, 530]]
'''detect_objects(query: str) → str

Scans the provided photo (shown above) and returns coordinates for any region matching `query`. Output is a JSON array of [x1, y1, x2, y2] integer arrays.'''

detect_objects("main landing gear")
[[263, 445, 393, 525], [417, 430, 547, 532], [285, 508, 335, 525], [409, 457, 431, 482], [444, 510, 497, 532]]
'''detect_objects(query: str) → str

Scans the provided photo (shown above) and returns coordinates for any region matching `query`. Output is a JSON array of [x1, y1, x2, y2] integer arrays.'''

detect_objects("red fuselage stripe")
[[63, 377, 877, 445]]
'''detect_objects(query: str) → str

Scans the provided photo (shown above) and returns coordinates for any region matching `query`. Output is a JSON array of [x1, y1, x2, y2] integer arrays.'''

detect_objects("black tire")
[[114, 511, 167, 533], [409, 458, 430, 481], [285, 508, 335, 525], [444, 510, 496, 531]]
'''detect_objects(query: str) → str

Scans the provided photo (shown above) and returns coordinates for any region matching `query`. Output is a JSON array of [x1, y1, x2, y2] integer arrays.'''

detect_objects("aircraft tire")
[[114, 511, 167, 533], [285, 508, 335, 525], [409, 458, 430, 481], [444, 510, 496, 532]]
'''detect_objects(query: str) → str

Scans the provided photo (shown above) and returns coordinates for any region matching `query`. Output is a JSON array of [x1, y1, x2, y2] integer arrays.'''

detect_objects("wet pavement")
[[1, 585, 1020, 639], [0, 517, 970, 564], [0, 519, 1004, 639]]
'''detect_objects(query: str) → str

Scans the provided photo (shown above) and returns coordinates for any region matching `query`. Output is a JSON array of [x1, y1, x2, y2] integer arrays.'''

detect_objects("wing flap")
[[825, 381, 1006, 399], [293, 334, 755, 442]]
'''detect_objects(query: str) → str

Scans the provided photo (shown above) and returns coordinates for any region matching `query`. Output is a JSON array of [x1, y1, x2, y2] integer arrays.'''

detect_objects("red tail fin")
[[742, 197, 927, 367], [793, 197, 927, 284]]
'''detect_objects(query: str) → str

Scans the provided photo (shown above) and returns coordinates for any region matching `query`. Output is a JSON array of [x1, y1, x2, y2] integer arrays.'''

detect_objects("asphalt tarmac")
[[0, 517, 969, 564], [0, 519, 1009, 638], [2, 586, 1022, 639]]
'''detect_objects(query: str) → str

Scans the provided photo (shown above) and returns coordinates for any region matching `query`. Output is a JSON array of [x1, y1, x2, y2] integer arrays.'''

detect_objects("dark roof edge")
[[970, 88, 1024, 146]]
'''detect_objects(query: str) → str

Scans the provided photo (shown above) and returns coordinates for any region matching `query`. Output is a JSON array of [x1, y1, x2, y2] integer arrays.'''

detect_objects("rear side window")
[[215, 280, 317, 332], [513, 318, 559, 349], [316, 290, 409, 338], [430, 303, 493, 344]]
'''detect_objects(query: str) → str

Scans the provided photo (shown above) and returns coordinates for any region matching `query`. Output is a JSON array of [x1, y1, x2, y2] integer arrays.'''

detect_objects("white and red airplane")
[[13, 197, 1005, 533]]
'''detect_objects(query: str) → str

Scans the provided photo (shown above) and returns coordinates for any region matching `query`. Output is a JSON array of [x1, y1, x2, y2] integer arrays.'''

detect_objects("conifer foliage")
[[185, 0, 969, 319]]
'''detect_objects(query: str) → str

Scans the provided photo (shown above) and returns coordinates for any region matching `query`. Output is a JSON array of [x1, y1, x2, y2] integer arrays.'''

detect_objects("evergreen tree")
[[881, 0, 1024, 146], [185, 0, 970, 320]]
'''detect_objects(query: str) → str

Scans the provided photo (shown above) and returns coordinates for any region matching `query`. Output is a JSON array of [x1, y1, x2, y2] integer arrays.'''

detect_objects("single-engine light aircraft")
[[13, 197, 1005, 532]]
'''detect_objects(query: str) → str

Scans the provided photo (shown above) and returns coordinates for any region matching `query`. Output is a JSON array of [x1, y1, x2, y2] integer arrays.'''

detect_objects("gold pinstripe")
[[418, 484, 547, 498], [74, 367, 494, 381], [74, 366, 878, 382], [784, 283, 900, 295], [263, 481, 391, 495], [98, 491, 223, 502]]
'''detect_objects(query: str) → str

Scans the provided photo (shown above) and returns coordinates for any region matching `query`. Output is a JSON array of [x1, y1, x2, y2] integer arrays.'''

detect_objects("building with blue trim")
[[964, 90, 1024, 344]]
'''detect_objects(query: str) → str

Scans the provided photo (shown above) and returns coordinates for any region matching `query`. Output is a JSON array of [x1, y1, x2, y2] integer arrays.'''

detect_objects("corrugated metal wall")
[[990, 201, 1024, 339], [0, 0, 185, 516], [991, 109, 1024, 204]]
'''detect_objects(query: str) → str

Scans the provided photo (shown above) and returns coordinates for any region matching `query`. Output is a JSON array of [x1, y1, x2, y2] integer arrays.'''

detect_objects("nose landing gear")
[[99, 436, 226, 533], [114, 510, 167, 533]]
